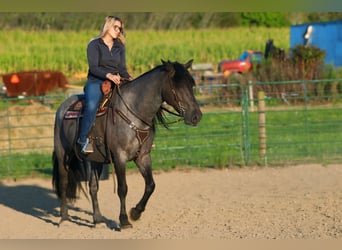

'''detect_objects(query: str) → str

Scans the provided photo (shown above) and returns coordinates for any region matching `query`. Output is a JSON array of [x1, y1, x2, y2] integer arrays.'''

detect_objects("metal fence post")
[[242, 83, 250, 166], [258, 91, 267, 165]]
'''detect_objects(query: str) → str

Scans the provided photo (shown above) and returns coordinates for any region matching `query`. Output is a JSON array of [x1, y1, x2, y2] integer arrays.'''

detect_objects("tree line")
[[1, 12, 342, 30]]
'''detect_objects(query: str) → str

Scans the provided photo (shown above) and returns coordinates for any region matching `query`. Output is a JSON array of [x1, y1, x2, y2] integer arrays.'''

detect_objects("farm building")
[[290, 20, 342, 67]]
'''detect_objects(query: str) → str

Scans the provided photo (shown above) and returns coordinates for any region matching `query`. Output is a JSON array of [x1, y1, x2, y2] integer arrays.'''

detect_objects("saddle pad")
[[64, 100, 108, 119]]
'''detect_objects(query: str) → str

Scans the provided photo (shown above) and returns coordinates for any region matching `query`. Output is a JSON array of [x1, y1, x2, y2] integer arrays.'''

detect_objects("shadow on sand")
[[0, 181, 119, 230]]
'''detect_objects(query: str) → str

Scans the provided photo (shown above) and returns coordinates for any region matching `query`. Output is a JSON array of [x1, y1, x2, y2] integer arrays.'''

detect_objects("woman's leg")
[[78, 80, 103, 151]]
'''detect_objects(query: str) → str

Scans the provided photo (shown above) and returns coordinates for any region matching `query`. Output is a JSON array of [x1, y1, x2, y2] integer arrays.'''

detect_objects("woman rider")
[[77, 16, 133, 153]]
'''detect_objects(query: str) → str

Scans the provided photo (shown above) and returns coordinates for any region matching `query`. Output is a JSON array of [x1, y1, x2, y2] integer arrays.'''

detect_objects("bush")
[[290, 44, 326, 80], [254, 44, 326, 82]]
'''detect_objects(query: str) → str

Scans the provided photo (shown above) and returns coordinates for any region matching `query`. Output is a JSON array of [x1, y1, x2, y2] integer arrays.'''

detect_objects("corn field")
[[0, 27, 290, 80]]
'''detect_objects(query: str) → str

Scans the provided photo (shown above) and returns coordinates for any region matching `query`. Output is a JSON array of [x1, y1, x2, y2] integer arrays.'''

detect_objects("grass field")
[[0, 27, 290, 80]]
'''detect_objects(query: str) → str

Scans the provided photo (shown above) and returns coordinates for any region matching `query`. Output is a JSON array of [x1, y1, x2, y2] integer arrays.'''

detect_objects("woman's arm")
[[87, 40, 108, 80]]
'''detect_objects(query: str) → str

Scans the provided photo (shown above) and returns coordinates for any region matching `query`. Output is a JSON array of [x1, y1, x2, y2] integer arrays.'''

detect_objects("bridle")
[[170, 87, 186, 117], [166, 74, 189, 115]]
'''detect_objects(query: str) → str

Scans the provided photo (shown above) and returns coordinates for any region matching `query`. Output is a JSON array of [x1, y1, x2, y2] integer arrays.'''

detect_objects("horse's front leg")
[[88, 162, 105, 225], [114, 160, 132, 229], [130, 154, 155, 221]]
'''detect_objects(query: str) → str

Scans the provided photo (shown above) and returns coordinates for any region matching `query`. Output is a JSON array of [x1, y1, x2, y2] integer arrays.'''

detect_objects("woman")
[[78, 16, 133, 154]]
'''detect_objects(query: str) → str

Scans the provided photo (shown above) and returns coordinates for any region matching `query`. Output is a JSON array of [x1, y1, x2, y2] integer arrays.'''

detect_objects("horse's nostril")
[[192, 113, 202, 124]]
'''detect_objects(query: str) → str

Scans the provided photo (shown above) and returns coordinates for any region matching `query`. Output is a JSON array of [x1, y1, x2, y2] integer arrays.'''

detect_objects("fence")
[[1, 79, 342, 177], [248, 79, 342, 165]]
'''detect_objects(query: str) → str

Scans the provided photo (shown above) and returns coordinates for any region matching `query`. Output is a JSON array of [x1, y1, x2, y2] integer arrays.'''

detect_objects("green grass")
[[151, 111, 245, 169], [0, 152, 52, 179], [247, 107, 342, 165]]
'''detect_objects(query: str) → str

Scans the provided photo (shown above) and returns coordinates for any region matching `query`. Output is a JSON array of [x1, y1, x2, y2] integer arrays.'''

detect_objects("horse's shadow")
[[0, 181, 120, 230]]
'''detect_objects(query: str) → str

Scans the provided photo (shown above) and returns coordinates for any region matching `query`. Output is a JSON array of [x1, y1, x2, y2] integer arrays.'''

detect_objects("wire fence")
[[1, 78, 342, 178]]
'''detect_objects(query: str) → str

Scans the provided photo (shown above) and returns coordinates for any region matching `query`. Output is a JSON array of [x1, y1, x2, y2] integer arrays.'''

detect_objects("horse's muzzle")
[[185, 109, 202, 126]]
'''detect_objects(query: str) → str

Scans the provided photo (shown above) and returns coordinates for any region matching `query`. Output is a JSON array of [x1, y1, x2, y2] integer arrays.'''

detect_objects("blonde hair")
[[96, 16, 126, 45]]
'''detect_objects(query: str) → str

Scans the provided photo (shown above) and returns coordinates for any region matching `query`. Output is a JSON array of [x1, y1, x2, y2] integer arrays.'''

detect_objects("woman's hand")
[[106, 73, 121, 85]]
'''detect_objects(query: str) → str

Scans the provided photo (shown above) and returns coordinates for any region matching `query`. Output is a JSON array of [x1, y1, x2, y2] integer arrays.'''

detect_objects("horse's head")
[[161, 60, 202, 126]]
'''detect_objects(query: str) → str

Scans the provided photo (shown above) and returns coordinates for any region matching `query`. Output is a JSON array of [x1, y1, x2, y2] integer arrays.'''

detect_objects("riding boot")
[[77, 138, 94, 154]]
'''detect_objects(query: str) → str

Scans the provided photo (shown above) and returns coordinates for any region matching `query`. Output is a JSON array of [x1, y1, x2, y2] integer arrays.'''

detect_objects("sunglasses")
[[113, 25, 123, 33]]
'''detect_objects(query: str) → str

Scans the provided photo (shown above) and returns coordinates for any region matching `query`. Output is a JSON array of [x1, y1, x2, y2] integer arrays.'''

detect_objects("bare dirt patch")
[[0, 164, 341, 239], [0, 102, 55, 153]]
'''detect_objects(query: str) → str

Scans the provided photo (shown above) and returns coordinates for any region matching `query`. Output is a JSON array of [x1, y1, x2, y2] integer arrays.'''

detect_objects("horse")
[[52, 59, 202, 229]]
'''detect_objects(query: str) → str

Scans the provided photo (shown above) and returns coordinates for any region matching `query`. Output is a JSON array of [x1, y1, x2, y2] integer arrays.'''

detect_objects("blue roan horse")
[[52, 60, 202, 229]]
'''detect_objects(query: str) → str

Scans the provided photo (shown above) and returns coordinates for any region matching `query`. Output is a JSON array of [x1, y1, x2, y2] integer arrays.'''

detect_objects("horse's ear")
[[163, 60, 175, 77], [184, 59, 193, 69]]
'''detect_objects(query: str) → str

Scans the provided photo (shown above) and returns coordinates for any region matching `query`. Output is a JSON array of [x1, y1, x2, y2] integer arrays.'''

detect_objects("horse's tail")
[[52, 150, 87, 201]]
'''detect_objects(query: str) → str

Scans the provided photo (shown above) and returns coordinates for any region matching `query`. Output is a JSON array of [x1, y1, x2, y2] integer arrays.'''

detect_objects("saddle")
[[62, 80, 114, 163], [64, 80, 113, 120]]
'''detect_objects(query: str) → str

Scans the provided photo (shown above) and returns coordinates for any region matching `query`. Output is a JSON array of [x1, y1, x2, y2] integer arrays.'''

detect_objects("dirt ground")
[[0, 164, 341, 239]]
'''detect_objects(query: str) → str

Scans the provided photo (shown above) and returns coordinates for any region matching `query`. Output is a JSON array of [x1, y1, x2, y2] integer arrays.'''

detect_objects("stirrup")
[[78, 138, 94, 154]]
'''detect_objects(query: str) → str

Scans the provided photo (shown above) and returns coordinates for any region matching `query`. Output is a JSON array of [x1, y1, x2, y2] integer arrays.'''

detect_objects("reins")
[[159, 105, 184, 125], [115, 83, 153, 128]]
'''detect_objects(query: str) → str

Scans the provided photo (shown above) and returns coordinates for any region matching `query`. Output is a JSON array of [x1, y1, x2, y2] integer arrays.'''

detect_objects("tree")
[[240, 12, 290, 27]]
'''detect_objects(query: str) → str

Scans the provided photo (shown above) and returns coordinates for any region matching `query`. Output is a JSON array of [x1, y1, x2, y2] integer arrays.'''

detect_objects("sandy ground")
[[0, 164, 341, 239]]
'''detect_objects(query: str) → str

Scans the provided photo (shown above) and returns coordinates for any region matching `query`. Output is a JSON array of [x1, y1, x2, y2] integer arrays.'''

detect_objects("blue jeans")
[[78, 79, 104, 143]]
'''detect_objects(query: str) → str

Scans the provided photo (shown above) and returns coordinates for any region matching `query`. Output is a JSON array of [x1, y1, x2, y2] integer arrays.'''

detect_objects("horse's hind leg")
[[56, 167, 72, 225], [88, 162, 106, 225], [59, 173, 70, 224], [130, 155, 155, 221], [52, 150, 70, 225]]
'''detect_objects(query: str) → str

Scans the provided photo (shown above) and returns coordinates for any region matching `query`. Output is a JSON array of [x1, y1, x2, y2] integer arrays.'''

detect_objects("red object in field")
[[218, 50, 264, 76], [2, 70, 68, 97], [9, 74, 20, 84]]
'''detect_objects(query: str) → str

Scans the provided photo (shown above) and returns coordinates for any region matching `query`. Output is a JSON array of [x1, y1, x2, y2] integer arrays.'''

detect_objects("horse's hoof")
[[120, 223, 133, 229], [119, 214, 133, 229], [93, 215, 106, 225], [94, 222, 107, 229], [130, 207, 142, 221], [58, 218, 73, 227]]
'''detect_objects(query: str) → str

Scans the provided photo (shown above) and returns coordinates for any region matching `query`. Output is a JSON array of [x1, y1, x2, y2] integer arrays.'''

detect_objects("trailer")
[[2, 70, 69, 97], [290, 20, 342, 67]]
